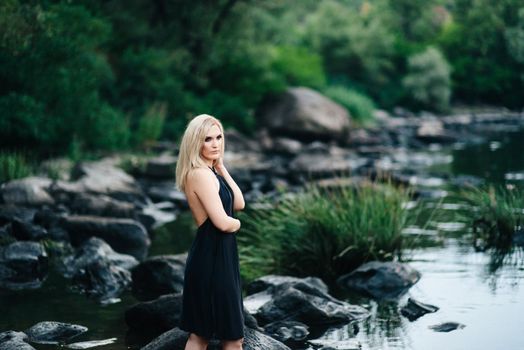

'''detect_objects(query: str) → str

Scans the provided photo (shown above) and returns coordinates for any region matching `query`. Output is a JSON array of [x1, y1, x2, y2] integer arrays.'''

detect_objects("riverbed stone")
[[256, 87, 351, 142], [0, 205, 37, 224], [140, 326, 290, 350], [246, 275, 328, 295], [10, 219, 48, 241], [337, 261, 421, 299], [0, 331, 35, 350], [68, 193, 136, 218], [25, 321, 88, 344], [131, 254, 186, 301], [0, 177, 54, 206], [248, 278, 369, 326], [428, 322, 465, 332], [61, 237, 138, 278], [61, 215, 150, 260], [263, 320, 309, 343], [0, 241, 48, 289], [72, 258, 132, 302], [400, 298, 439, 321], [143, 155, 177, 179]]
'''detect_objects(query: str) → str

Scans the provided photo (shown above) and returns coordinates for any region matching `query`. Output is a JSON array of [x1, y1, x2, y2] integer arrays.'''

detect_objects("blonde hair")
[[175, 114, 225, 192]]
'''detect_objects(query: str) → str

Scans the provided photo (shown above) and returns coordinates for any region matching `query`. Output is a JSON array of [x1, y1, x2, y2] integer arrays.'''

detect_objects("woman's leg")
[[184, 333, 209, 350], [221, 337, 244, 350]]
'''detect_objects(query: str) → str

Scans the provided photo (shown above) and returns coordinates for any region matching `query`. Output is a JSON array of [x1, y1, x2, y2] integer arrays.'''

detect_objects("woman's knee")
[[188, 333, 209, 346], [222, 337, 243, 349]]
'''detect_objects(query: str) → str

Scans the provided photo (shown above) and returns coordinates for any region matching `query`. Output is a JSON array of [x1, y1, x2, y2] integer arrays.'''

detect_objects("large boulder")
[[337, 261, 421, 299], [140, 327, 290, 350], [0, 331, 35, 350], [131, 254, 186, 301], [61, 215, 150, 260], [246, 275, 328, 295], [61, 237, 138, 278], [245, 276, 369, 326], [24, 321, 87, 344], [0, 241, 48, 290], [0, 177, 54, 206], [256, 87, 351, 142]]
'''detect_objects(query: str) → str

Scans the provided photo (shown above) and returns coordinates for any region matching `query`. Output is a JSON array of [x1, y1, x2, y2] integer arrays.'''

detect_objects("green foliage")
[[271, 46, 326, 89], [135, 102, 167, 149], [402, 46, 451, 112], [237, 181, 414, 283], [0, 151, 34, 183], [324, 85, 376, 125], [459, 185, 524, 250]]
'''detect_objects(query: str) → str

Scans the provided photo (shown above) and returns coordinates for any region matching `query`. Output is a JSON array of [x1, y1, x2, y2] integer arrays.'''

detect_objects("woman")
[[175, 114, 245, 350]]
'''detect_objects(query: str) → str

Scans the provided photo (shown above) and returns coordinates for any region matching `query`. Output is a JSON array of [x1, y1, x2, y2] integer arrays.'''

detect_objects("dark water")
[[1, 128, 523, 350]]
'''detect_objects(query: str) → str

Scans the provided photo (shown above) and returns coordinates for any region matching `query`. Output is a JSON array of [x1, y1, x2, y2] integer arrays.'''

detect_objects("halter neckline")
[[208, 165, 217, 174]]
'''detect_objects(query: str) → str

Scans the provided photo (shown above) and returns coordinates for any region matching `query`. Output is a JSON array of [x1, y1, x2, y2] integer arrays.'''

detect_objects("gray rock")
[[0, 331, 35, 350], [64, 338, 117, 349], [11, 219, 48, 241], [131, 254, 186, 301], [0, 177, 54, 206], [257, 87, 351, 142], [246, 275, 328, 296], [140, 327, 290, 350], [337, 261, 421, 299], [250, 281, 369, 326], [61, 215, 150, 260], [400, 298, 439, 321], [415, 119, 457, 144], [224, 129, 262, 153], [144, 155, 177, 179], [61, 237, 138, 278], [428, 322, 465, 332], [264, 320, 309, 342], [68, 193, 136, 218], [72, 258, 132, 302], [271, 137, 303, 155], [0, 205, 37, 223], [0, 241, 48, 290], [25, 321, 87, 344], [289, 153, 353, 179]]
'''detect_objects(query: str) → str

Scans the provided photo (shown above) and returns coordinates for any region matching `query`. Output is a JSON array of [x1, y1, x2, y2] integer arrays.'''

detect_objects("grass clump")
[[0, 151, 34, 183], [323, 85, 376, 125], [237, 181, 414, 283], [459, 185, 524, 251]]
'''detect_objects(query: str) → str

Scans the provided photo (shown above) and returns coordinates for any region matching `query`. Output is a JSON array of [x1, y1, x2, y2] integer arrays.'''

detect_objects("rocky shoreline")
[[1, 101, 523, 349]]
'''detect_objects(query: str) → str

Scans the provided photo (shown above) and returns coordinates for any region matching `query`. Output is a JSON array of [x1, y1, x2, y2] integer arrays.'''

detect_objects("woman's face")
[[201, 124, 222, 162]]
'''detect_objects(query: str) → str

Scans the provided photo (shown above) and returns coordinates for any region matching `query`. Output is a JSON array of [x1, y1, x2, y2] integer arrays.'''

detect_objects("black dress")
[[180, 166, 244, 340]]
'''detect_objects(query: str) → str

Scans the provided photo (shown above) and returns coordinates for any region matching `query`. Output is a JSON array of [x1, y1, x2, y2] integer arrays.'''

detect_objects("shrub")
[[402, 46, 451, 112], [324, 85, 376, 125], [0, 151, 34, 183], [237, 181, 414, 283], [271, 46, 327, 89], [459, 185, 524, 251], [135, 102, 167, 149]]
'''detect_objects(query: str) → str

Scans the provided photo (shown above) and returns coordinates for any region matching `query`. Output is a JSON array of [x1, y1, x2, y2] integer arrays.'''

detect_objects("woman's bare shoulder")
[[186, 167, 215, 188]]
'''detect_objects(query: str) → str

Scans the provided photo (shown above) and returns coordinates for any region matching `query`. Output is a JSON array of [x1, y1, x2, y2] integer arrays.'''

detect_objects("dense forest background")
[[1, 0, 524, 157]]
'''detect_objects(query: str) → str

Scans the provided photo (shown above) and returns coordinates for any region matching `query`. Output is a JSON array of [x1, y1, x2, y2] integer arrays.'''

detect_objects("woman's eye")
[[205, 137, 211, 142], [217, 135, 222, 140]]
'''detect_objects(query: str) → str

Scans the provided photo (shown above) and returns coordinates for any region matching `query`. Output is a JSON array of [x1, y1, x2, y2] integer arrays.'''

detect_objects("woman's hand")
[[213, 156, 225, 172]]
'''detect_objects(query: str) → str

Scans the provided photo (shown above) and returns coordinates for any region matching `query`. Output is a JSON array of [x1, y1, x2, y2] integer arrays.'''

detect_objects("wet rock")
[[309, 339, 361, 350], [25, 321, 87, 344], [513, 228, 524, 247], [143, 155, 177, 179], [0, 177, 54, 206], [68, 193, 136, 218], [400, 298, 439, 321], [61, 237, 138, 278], [140, 327, 290, 350], [337, 261, 421, 299], [264, 320, 309, 343], [224, 129, 262, 153], [256, 87, 351, 142], [248, 279, 369, 326], [0, 330, 35, 350], [0, 241, 48, 290], [131, 254, 186, 301], [138, 202, 177, 230], [125, 293, 258, 339], [428, 322, 465, 332], [0, 224, 13, 245], [416, 119, 457, 144], [246, 275, 328, 295], [144, 182, 188, 208], [289, 153, 353, 179], [65, 337, 117, 349], [72, 258, 132, 302], [125, 293, 183, 337], [270, 137, 303, 156], [0, 205, 37, 223], [10, 219, 48, 241], [61, 215, 150, 260]]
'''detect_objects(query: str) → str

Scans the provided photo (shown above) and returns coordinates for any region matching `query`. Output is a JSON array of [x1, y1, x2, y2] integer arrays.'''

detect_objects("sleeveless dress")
[[180, 166, 244, 340]]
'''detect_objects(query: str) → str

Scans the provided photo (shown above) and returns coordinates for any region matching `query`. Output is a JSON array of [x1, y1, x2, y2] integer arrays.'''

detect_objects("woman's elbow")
[[234, 199, 245, 211]]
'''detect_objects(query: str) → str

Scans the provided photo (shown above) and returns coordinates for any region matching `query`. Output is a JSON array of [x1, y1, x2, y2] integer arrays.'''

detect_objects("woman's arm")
[[215, 161, 245, 211], [189, 168, 241, 232]]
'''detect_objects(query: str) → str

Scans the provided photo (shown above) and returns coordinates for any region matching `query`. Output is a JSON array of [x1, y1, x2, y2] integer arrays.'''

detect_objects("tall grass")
[[0, 151, 34, 183], [237, 181, 414, 283], [459, 185, 524, 251]]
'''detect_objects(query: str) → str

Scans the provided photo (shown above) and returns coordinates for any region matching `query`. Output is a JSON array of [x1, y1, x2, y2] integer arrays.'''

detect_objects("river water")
[[1, 128, 523, 350]]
